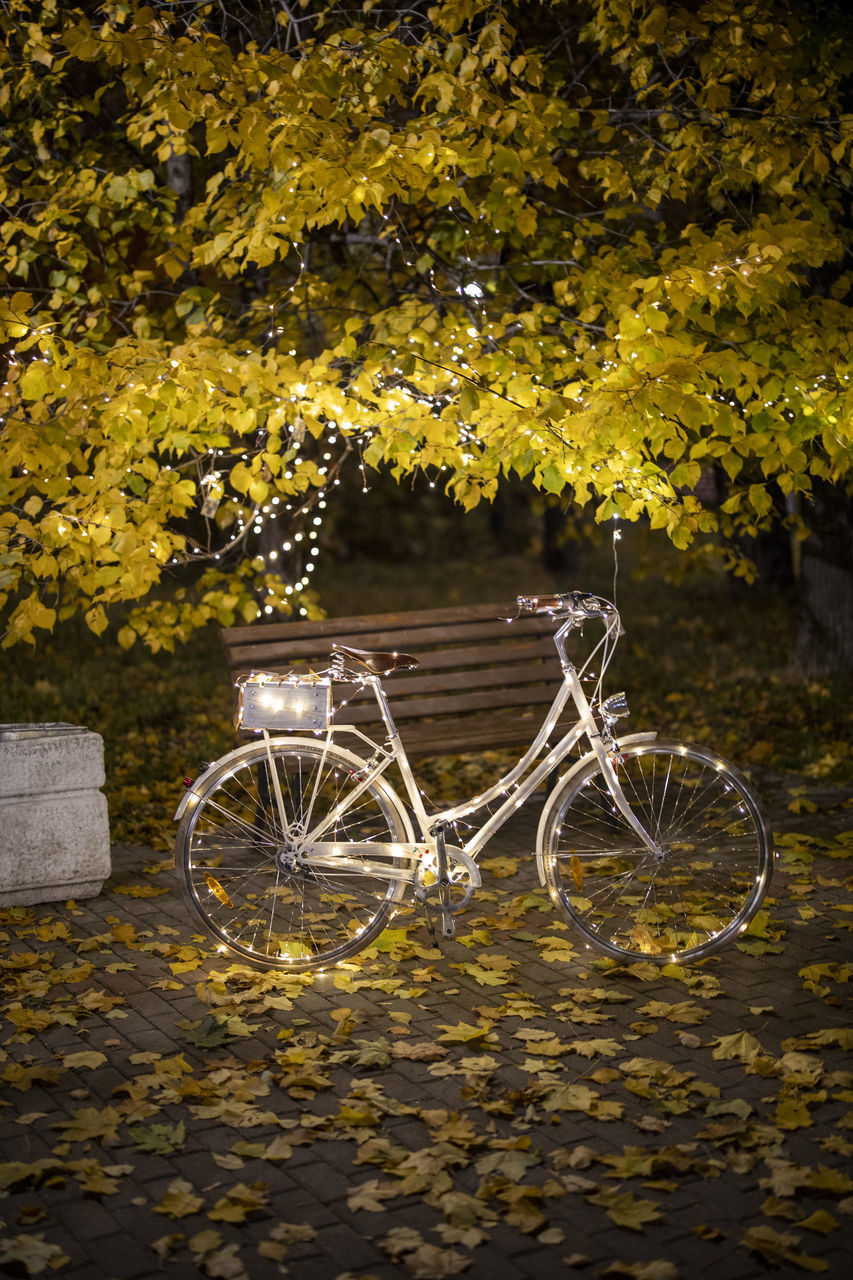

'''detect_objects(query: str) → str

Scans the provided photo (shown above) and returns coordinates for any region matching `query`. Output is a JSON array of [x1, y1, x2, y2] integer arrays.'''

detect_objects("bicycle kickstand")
[[424, 826, 456, 942]]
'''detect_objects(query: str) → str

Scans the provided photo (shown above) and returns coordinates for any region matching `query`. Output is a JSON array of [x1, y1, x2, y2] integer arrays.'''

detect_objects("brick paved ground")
[[1, 767, 851, 1280]]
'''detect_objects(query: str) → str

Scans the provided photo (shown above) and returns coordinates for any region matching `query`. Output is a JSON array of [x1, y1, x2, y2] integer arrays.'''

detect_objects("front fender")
[[534, 731, 658, 885]]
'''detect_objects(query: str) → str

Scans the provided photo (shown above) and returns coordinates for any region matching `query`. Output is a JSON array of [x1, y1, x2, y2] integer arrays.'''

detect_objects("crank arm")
[[422, 897, 457, 941]]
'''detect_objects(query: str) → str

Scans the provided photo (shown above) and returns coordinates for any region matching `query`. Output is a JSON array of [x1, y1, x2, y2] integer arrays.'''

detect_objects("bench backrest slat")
[[336, 682, 563, 723], [359, 657, 557, 698], [224, 618, 552, 672], [221, 601, 506, 646]]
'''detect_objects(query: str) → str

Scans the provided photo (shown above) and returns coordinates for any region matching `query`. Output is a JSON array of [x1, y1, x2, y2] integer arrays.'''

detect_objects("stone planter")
[[0, 724, 111, 907]]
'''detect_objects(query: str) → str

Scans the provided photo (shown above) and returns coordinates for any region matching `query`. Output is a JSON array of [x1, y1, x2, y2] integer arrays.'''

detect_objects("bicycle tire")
[[540, 739, 772, 964], [176, 738, 411, 971]]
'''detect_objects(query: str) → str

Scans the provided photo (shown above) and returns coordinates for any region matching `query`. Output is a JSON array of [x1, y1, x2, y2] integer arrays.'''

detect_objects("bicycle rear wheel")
[[540, 740, 772, 963], [176, 738, 411, 970]]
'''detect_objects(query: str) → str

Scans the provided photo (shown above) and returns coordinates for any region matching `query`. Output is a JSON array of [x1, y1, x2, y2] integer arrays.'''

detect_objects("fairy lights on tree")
[[1, 0, 852, 667]]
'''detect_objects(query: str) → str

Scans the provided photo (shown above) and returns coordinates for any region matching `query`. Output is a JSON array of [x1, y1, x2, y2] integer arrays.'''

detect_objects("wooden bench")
[[220, 602, 572, 759]]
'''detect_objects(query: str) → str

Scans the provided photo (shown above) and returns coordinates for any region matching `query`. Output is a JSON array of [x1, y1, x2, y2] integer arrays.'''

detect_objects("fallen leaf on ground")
[[155, 1178, 204, 1218], [0, 1232, 70, 1276]]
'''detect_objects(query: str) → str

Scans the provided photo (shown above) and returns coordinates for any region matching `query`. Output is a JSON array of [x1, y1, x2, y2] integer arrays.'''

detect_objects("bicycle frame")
[[290, 609, 660, 868], [175, 591, 772, 968]]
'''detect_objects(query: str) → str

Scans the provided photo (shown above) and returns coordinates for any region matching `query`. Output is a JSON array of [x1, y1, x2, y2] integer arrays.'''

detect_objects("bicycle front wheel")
[[540, 740, 772, 964], [176, 739, 411, 971]]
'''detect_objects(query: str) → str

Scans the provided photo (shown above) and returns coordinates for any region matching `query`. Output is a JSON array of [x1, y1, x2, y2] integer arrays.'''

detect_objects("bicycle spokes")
[[542, 741, 771, 963], [176, 742, 410, 970]]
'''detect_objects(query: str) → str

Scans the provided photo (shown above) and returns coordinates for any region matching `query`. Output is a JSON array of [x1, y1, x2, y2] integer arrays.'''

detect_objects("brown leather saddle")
[[330, 644, 419, 677]]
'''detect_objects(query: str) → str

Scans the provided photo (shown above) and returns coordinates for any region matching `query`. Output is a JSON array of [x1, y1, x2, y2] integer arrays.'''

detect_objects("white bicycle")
[[175, 591, 773, 970]]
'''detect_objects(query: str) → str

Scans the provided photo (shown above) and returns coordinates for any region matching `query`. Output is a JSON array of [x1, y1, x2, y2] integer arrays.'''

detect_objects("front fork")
[[597, 733, 661, 855], [534, 729, 663, 886], [564, 666, 660, 857]]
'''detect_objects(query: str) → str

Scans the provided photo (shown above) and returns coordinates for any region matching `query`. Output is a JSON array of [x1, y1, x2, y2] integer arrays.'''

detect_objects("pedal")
[[440, 911, 456, 940]]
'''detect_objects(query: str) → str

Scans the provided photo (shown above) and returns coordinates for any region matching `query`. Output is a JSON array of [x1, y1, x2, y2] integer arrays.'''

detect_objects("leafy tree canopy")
[[1, 0, 852, 648]]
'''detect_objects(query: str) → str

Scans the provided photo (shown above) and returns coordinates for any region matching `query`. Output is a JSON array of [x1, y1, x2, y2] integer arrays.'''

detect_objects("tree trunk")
[[796, 482, 853, 675], [166, 150, 193, 219]]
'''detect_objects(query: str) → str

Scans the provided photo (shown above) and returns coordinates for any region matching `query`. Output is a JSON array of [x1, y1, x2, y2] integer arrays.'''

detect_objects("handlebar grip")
[[516, 594, 566, 616]]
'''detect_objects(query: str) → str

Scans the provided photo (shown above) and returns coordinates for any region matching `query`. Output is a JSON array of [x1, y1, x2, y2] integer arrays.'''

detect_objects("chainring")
[[414, 844, 481, 912]]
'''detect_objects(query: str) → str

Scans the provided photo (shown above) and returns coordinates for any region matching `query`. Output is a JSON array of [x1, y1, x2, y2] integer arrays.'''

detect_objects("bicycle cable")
[[576, 615, 618, 706]]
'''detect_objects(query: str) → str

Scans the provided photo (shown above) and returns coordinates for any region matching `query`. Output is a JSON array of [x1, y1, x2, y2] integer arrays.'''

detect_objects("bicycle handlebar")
[[512, 591, 617, 621]]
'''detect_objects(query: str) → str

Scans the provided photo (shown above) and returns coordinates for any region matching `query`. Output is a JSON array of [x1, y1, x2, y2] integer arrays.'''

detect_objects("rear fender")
[[172, 737, 306, 822], [173, 735, 408, 830]]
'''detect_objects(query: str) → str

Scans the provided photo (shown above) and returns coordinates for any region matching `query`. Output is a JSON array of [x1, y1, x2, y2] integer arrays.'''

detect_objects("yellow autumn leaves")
[[2, 1, 853, 647]]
